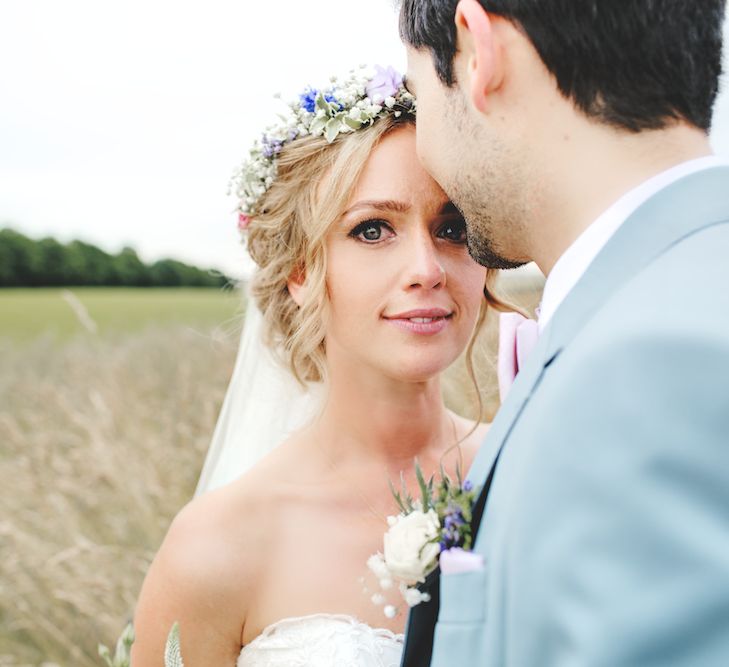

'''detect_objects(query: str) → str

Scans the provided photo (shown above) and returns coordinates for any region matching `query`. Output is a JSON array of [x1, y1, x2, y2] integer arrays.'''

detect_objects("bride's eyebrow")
[[342, 200, 412, 217]]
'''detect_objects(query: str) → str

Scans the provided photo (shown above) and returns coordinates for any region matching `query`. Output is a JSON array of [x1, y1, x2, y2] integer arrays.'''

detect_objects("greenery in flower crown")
[[229, 65, 416, 226]]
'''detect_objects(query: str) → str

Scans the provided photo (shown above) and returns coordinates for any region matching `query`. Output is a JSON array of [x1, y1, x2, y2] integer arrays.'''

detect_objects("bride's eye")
[[349, 219, 394, 243], [437, 218, 467, 244]]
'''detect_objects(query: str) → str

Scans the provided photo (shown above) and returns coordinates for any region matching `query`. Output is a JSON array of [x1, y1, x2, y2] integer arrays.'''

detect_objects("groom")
[[399, 1, 729, 665]]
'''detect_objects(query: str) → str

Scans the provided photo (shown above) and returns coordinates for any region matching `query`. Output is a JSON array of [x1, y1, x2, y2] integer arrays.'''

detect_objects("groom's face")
[[405, 47, 530, 270]]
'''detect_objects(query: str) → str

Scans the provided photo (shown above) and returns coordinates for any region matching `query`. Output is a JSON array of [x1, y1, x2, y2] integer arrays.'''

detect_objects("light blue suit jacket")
[[430, 166, 729, 666]]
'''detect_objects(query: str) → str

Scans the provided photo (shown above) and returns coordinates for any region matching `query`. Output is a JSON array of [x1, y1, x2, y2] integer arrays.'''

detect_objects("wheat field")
[[0, 275, 542, 667], [0, 321, 241, 666]]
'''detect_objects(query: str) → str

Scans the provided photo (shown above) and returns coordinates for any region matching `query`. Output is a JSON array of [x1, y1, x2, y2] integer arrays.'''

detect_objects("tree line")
[[0, 228, 232, 288]]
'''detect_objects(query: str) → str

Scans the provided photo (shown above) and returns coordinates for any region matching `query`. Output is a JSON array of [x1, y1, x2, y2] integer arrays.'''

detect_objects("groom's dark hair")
[[399, 0, 726, 132]]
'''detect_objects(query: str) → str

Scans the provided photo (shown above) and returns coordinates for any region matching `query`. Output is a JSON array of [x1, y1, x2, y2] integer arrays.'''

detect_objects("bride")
[[131, 67, 507, 666]]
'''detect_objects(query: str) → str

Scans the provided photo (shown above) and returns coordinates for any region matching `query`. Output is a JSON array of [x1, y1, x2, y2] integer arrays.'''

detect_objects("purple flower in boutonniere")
[[365, 461, 480, 616]]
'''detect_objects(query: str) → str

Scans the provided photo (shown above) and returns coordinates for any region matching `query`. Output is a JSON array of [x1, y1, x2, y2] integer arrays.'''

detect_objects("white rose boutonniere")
[[366, 461, 480, 617], [383, 509, 441, 585]]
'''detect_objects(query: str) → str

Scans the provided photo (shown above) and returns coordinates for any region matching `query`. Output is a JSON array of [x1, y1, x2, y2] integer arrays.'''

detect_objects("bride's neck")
[[311, 360, 453, 473]]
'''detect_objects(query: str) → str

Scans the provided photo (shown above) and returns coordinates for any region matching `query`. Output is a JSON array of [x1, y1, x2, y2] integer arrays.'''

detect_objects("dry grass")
[[0, 272, 542, 667], [0, 325, 240, 667]]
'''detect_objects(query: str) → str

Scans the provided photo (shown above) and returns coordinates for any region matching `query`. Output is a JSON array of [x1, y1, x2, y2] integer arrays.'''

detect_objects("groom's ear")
[[287, 266, 307, 307], [455, 0, 503, 114]]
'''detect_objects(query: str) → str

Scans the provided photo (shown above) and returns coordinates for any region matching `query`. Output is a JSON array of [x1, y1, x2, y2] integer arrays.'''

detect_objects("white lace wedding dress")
[[236, 613, 404, 667]]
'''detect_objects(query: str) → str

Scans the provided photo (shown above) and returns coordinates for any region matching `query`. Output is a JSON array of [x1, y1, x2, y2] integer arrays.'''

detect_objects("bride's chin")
[[385, 353, 460, 385]]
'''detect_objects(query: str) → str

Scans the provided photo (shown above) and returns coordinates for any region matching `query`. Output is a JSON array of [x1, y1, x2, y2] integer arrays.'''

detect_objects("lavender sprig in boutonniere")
[[366, 461, 480, 617]]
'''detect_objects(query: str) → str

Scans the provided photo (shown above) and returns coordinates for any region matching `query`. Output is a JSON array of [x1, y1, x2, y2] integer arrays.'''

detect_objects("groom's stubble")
[[438, 87, 534, 271]]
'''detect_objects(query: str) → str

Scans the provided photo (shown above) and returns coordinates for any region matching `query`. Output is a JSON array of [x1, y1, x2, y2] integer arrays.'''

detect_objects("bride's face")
[[323, 125, 487, 382]]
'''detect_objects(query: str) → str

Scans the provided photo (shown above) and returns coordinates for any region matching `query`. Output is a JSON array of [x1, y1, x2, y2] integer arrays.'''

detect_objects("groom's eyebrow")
[[342, 200, 412, 216]]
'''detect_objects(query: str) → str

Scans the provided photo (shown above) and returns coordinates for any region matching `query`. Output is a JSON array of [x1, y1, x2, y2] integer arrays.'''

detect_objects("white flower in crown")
[[228, 65, 416, 229]]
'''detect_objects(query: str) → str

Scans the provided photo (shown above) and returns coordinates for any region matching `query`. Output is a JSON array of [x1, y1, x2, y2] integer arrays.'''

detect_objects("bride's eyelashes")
[[347, 217, 468, 246], [436, 218, 467, 245], [348, 218, 395, 244]]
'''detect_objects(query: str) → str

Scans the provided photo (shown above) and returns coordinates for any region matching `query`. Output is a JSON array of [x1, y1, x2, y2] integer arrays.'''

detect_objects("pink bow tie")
[[497, 312, 539, 401]]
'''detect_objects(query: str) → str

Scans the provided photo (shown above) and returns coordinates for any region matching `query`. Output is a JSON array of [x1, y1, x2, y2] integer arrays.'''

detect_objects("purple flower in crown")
[[299, 87, 340, 113], [230, 67, 416, 225], [261, 135, 285, 159], [366, 65, 404, 103]]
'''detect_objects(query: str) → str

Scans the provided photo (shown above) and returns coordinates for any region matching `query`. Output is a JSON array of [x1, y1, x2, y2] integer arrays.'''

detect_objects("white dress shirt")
[[538, 155, 729, 332]]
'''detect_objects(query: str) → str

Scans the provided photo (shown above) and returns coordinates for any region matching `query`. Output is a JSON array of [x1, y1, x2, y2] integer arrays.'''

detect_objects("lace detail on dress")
[[237, 613, 404, 667]]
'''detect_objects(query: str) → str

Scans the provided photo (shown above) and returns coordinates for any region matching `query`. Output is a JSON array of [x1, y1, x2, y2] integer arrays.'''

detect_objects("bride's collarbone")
[[230, 425, 488, 645], [240, 496, 402, 644]]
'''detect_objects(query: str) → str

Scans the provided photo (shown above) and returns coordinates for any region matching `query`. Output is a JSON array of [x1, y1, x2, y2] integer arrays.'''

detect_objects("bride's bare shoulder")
[[161, 458, 285, 576], [131, 468, 280, 664], [153, 437, 303, 570]]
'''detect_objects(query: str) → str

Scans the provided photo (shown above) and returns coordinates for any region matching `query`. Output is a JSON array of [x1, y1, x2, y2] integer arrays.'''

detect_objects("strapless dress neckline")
[[237, 613, 404, 667]]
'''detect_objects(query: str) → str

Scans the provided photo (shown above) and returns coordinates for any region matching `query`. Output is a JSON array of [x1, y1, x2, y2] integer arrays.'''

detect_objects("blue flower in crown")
[[299, 87, 340, 114], [228, 65, 416, 223]]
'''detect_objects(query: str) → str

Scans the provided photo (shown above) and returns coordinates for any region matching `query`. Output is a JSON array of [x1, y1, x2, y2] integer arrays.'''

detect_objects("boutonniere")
[[366, 461, 480, 617]]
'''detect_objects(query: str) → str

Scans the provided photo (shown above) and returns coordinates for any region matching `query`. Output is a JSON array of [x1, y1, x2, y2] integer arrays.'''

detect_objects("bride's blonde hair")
[[247, 114, 510, 397]]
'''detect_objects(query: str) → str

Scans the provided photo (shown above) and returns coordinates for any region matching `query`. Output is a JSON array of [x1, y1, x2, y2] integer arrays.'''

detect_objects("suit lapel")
[[467, 332, 553, 486], [467, 165, 729, 491]]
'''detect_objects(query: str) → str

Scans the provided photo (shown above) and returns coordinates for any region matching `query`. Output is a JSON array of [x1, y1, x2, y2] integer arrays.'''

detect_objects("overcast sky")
[[1, 1, 728, 279]]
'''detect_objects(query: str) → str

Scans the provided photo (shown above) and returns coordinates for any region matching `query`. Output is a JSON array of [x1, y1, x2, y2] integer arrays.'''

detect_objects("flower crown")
[[229, 65, 416, 230]]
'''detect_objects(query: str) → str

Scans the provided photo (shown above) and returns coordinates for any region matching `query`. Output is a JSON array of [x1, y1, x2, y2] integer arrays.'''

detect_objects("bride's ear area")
[[287, 267, 307, 307], [455, 0, 503, 115]]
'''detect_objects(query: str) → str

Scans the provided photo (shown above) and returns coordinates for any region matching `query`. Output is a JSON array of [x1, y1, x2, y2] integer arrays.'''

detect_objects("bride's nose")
[[405, 232, 446, 290]]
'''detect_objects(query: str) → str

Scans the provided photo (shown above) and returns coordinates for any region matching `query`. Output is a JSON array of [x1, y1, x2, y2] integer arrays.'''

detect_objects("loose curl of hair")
[[246, 113, 519, 416]]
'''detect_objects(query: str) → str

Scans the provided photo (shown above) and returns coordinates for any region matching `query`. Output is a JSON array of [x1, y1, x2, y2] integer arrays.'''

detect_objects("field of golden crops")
[[1, 288, 243, 666], [0, 276, 542, 667]]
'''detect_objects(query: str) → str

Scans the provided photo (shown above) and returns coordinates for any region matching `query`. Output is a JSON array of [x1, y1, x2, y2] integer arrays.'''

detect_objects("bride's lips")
[[383, 308, 454, 335]]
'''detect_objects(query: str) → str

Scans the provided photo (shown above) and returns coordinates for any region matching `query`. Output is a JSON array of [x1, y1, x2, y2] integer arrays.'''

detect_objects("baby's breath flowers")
[[228, 65, 415, 227]]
